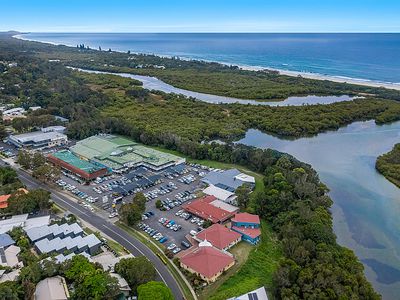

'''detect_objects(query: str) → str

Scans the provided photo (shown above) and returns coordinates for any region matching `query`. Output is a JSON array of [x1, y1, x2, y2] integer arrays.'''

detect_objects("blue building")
[[231, 213, 261, 245]]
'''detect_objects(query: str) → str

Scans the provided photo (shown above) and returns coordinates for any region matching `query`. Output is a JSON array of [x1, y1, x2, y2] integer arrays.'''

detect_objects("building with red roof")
[[0, 189, 29, 210], [180, 240, 235, 283], [231, 212, 261, 245], [183, 195, 238, 224], [231, 212, 260, 225], [0, 195, 11, 209], [195, 224, 241, 251]]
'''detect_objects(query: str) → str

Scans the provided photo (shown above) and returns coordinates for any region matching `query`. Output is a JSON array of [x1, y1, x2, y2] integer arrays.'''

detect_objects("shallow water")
[[76, 68, 354, 106], [237, 120, 400, 299]]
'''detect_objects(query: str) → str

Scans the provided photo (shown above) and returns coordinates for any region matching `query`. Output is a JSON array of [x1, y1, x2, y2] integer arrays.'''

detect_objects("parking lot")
[[54, 161, 214, 253], [3, 138, 218, 255]]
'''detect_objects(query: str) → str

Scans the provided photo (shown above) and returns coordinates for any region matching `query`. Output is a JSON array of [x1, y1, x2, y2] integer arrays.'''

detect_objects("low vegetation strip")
[[206, 222, 282, 300], [376, 143, 400, 188], [117, 222, 196, 300]]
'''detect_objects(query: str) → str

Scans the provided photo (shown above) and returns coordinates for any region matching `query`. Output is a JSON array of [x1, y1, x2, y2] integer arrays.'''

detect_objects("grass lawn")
[[199, 242, 253, 300], [204, 221, 282, 300]]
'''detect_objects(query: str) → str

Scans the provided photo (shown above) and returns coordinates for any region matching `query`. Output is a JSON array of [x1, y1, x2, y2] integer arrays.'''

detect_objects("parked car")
[[181, 241, 190, 248]]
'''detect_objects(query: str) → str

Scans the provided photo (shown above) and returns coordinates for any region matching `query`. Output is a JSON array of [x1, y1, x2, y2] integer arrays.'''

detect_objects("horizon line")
[[9, 31, 400, 34]]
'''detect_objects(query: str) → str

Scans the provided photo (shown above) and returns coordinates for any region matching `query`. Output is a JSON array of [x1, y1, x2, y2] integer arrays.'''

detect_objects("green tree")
[[71, 270, 119, 300], [137, 281, 174, 300], [32, 164, 61, 182], [0, 124, 7, 140], [235, 184, 252, 209], [115, 256, 156, 294], [155, 199, 162, 209], [63, 255, 96, 283], [0, 281, 23, 300], [132, 192, 146, 213], [16, 150, 31, 169], [119, 203, 142, 226], [7, 189, 51, 214]]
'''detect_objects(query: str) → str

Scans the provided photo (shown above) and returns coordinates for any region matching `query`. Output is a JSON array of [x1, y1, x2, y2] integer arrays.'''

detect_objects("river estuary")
[[78, 68, 400, 299], [238, 121, 400, 300], [74, 68, 354, 106]]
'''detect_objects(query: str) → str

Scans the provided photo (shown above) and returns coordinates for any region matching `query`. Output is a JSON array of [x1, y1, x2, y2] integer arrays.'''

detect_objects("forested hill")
[[376, 144, 400, 188]]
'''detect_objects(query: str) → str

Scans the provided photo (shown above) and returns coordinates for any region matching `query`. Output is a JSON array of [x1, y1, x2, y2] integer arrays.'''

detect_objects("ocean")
[[18, 33, 400, 84]]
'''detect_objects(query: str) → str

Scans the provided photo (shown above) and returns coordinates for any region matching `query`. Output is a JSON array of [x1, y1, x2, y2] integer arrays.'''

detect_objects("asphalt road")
[[1, 161, 184, 300]]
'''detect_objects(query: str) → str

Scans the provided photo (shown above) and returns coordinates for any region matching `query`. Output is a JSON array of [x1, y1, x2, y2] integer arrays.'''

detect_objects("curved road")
[[5, 163, 184, 300]]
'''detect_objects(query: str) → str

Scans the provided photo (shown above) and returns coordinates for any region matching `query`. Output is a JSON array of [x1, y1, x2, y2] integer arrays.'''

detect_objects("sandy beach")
[[13, 34, 400, 91], [237, 65, 400, 91]]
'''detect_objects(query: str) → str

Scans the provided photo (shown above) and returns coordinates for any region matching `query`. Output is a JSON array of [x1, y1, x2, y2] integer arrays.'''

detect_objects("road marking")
[[15, 168, 170, 288], [101, 224, 168, 284]]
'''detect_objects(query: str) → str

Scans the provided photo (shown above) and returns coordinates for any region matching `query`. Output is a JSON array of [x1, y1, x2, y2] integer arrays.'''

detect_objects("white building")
[[41, 126, 66, 133], [29, 106, 42, 111], [8, 127, 68, 149], [2, 107, 25, 116], [0, 214, 50, 234], [34, 276, 70, 300], [203, 184, 238, 205]]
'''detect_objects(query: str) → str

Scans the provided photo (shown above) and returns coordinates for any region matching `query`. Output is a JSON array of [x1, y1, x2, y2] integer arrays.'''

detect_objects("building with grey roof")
[[26, 223, 84, 243], [228, 286, 268, 300], [202, 169, 255, 193], [7, 127, 67, 149], [35, 233, 101, 256], [42, 252, 92, 265], [0, 214, 50, 234], [0, 233, 15, 248]]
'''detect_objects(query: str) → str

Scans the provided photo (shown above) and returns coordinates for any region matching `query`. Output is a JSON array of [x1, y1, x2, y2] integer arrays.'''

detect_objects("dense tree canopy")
[[253, 156, 379, 299], [0, 167, 22, 195], [17, 150, 60, 183], [115, 256, 157, 294], [7, 189, 52, 214], [376, 143, 400, 188], [137, 281, 174, 300]]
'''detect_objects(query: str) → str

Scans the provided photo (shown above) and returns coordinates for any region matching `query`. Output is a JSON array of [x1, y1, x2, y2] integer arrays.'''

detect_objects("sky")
[[1, 0, 400, 33]]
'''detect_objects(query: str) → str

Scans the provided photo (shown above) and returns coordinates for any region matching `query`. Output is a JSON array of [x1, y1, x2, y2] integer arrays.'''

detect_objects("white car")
[[109, 212, 118, 218], [167, 243, 176, 250]]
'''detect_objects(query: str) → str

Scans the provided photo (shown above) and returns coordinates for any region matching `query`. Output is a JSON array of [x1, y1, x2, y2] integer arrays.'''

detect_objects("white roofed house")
[[0, 245, 22, 269], [7, 126, 68, 149], [203, 184, 238, 205], [34, 276, 70, 300], [0, 214, 50, 234], [2, 107, 25, 116], [110, 273, 131, 297]]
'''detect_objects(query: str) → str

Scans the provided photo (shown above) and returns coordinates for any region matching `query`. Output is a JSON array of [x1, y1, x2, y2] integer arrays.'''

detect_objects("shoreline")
[[13, 33, 400, 91]]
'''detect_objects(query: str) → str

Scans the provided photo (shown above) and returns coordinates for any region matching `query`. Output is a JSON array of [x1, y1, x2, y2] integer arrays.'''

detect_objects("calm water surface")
[[238, 120, 400, 300], [75, 68, 353, 106]]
